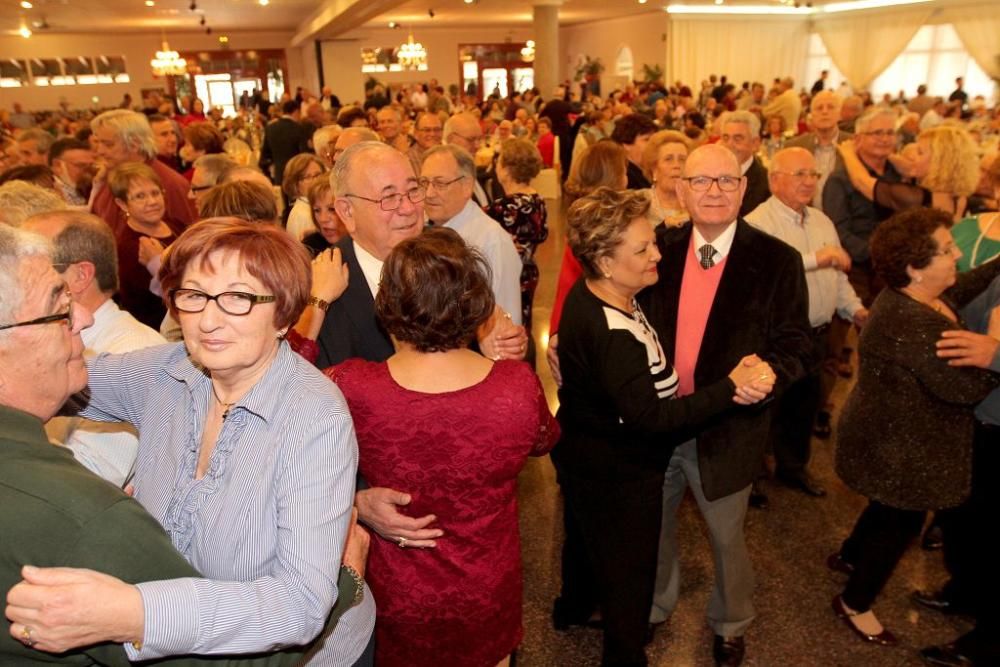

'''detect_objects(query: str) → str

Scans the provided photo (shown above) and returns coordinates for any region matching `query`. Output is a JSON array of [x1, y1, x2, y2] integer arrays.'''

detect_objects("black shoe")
[[749, 481, 769, 510], [922, 524, 944, 550], [551, 599, 602, 631], [813, 411, 832, 440], [920, 643, 974, 666], [826, 552, 855, 575], [644, 620, 665, 646], [777, 471, 827, 497], [911, 590, 974, 616], [831, 595, 899, 647], [713, 635, 745, 667]]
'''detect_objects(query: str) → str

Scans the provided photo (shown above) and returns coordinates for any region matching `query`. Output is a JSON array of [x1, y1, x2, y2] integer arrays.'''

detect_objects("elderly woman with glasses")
[[107, 162, 184, 329], [829, 208, 1000, 647], [6, 219, 376, 666]]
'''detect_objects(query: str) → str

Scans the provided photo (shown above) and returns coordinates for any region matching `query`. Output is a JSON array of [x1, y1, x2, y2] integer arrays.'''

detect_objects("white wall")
[[560, 12, 668, 92], [320, 26, 534, 106], [0, 30, 307, 111]]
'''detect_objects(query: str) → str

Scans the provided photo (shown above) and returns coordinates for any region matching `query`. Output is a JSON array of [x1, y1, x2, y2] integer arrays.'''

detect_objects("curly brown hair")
[[182, 121, 225, 154], [499, 138, 543, 185], [375, 227, 495, 353], [567, 186, 652, 279], [870, 208, 951, 289]]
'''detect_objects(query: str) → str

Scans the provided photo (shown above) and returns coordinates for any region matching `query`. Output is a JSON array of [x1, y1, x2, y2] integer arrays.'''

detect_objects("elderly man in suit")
[[642, 144, 811, 667], [787, 91, 852, 210], [718, 111, 770, 218], [307, 141, 527, 552]]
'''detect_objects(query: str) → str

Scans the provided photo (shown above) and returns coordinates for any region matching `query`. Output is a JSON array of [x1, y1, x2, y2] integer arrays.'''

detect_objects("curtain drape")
[[942, 5, 1000, 79], [813, 7, 933, 89], [667, 16, 809, 92]]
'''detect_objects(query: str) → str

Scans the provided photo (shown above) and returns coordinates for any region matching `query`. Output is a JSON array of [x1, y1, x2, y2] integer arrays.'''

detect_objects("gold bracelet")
[[341, 564, 364, 607], [308, 296, 330, 312]]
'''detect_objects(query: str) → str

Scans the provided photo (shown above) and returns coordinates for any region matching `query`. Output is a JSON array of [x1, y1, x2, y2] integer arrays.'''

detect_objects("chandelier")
[[520, 40, 535, 62], [396, 32, 427, 70], [151, 40, 188, 77]]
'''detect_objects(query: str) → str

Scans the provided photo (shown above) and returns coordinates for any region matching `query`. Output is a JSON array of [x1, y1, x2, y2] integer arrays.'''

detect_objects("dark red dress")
[[328, 359, 559, 667]]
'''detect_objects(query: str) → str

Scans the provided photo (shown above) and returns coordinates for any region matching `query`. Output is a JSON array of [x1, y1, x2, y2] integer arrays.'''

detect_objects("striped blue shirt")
[[81, 342, 374, 662]]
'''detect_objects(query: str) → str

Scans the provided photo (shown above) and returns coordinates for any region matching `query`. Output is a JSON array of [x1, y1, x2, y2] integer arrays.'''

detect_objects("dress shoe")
[[645, 620, 665, 646], [748, 481, 769, 510], [813, 411, 832, 440], [920, 643, 974, 666], [777, 471, 827, 497], [551, 599, 602, 631], [911, 589, 973, 616], [831, 595, 898, 646], [826, 553, 855, 575], [713, 634, 745, 667]]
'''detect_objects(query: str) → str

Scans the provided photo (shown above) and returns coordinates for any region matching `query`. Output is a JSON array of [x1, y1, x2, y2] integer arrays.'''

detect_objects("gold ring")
[[20, 626, 36, 648], [397, 537, 408, 548]]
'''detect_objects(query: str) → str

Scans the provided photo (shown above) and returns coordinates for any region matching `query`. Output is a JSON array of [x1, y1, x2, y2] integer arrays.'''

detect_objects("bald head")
[[683, 143, 740, 177], [444, 113, 484, 154], [333, 127, 381, 164]]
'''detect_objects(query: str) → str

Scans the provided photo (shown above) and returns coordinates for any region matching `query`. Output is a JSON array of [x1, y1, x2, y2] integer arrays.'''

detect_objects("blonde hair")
[[641, 130, 690, 181], [919, 125, 979, 198]]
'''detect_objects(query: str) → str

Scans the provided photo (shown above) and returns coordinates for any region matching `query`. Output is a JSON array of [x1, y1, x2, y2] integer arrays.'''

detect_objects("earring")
[[914, 274, 923, 283], [277, 330, 287, 339], [603, 272, 612, 279]]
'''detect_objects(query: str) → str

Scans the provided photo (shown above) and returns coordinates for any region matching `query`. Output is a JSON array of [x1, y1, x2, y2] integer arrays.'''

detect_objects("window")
[[803, 33, 847, 94], [615, 46, 634, 81], [806, 25, 992, 100], [0, 60, 29, 88], [870, 24, 992, 99], [360, 46, 428, 73]]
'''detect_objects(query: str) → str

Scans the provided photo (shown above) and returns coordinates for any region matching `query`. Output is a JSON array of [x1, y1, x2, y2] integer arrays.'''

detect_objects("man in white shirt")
[[746, 147, 868, 497], [22, 209, 166, 486], [419, 144, 523, 325]]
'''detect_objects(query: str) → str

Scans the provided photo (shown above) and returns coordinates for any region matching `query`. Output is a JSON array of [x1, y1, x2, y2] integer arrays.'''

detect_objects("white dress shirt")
[[46, 299, 167, 486], [443, 199, 524, 325], [286, 196, 317, 242], [746, 195, 863, 327], [353, 239, 384, 299], [692, 220, 737, 267]]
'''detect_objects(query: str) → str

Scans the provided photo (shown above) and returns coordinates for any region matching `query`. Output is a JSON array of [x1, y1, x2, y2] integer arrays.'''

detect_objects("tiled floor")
[[514, 200, 968, 666]]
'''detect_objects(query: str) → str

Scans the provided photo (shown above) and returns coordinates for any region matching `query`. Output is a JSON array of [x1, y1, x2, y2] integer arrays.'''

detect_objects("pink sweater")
[[674, 238, 727, 396]]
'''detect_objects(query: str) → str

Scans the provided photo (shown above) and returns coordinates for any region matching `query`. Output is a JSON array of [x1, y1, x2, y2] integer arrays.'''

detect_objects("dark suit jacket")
[[639, 220, 812, 500], [315, 237, 394, 368], [260, 117, 309, 183], [740, 157, 770, 218]]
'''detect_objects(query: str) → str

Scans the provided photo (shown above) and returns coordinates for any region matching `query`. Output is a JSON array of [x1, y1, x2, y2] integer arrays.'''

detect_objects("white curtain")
[[943, 5, 1000, 79], [813, 7, 932, 89], [667, 16, 809, 90]]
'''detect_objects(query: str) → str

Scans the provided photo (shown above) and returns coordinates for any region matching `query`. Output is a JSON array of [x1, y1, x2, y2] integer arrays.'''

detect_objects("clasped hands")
[[728, 354, 776, 405]]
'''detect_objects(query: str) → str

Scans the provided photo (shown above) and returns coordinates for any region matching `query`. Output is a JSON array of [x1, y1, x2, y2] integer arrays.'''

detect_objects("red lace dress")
[[327, 359, 559, 667]]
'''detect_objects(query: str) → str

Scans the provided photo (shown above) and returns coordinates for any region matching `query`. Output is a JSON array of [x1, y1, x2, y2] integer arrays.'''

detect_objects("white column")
[[533, 0, 562, 99]]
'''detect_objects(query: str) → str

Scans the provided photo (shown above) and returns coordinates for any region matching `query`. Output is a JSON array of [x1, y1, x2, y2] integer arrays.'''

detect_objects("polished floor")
[[514, 201, 968, 666]]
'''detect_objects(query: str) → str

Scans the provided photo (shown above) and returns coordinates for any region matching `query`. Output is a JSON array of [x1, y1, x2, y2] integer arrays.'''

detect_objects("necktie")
[[699, 244, 716, 269]]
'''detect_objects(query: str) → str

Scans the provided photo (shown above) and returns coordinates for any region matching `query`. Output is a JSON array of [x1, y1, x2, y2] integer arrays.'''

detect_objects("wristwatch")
[[308, 296, 331, 312], [341, 564, 365, 606]]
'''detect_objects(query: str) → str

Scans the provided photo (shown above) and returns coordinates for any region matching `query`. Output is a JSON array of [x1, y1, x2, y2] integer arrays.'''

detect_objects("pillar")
[[533, 0, 562, 99]]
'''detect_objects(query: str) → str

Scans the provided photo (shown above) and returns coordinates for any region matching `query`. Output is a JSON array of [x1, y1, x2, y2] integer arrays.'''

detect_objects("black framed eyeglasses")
[[0, 297, 73, 332], [681, 175, 742, 192], [170, 288, 276, 316], [344, 187, 426, 212]]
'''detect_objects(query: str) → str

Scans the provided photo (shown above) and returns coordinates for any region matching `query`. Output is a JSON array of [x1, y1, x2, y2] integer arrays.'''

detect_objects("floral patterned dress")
[[485, 192, 548, 330]]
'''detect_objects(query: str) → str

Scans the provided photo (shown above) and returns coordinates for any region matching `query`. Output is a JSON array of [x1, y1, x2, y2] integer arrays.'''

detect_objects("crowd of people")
[[1, 66, 999, 667]]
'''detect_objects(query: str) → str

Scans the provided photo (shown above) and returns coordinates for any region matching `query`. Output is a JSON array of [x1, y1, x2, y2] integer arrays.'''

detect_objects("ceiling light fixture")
[[144, 0, 155, 6], [151, 38, 188, 76], [259, 0, 269, 5], [396, 31, 427, 70], [20, 1, 32, 8], [19, 24, 31, 37], [639, 0, 649, 4], [520, 39, 535, 62]]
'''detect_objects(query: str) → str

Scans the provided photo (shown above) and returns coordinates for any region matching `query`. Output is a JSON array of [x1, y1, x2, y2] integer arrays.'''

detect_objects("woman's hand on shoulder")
[[311, 247, 350, 304]]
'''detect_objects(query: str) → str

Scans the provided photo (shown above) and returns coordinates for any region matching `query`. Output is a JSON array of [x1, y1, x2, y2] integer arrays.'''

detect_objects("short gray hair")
[[719, 110, 761, 138], [313, 125, 341, 156], [855, 107, 897, 134], [0, 224, 52, 328], [421, 144, 476, 180], [29, 210, 119, 294], [0, 181, 67, 227], [17, 128, 55, 156], [91, 109, 157, 160], [332, 141, 401, 198], [193, 153, 238, 187]]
